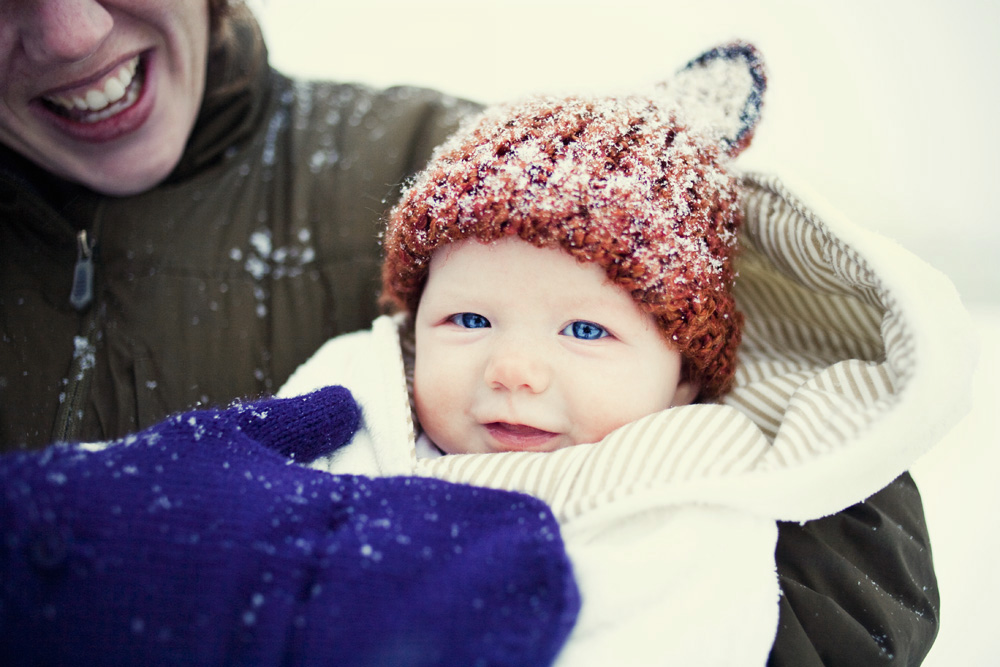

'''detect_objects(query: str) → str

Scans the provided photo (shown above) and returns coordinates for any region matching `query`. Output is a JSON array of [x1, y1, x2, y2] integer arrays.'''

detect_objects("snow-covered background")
[[248, 1, 999, 663]]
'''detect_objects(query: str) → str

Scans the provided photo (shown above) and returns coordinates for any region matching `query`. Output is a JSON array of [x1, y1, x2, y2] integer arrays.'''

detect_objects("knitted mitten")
[[0, 386, 579, 666]]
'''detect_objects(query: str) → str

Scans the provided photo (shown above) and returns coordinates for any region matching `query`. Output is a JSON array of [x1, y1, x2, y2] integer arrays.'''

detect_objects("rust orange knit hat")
[[381, 42, 766, 399]]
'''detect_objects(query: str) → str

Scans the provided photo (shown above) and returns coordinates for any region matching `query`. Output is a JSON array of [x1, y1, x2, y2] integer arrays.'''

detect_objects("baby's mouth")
[[484, 422, 559, 451], [40, 55, 145, 124]]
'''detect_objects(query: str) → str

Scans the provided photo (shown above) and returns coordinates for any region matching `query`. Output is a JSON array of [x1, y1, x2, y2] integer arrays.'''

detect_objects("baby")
[[378, 76, 756, 456]]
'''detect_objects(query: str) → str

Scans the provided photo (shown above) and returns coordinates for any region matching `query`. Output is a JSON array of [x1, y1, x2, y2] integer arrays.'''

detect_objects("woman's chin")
[[69, 161, 175, 196], [61, 140, 183, 195]]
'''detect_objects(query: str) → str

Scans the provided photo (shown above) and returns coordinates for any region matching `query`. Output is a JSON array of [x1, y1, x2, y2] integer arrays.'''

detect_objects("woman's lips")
[[484, 422, 559, 451], [34, 52, 154, 143]]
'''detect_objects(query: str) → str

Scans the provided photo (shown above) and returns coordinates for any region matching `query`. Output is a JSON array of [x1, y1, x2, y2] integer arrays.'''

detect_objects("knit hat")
[[381, 42, 766, 399]]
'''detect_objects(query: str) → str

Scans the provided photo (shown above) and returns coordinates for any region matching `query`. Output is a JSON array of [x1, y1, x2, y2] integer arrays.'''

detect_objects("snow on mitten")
[[210, 383, 362, 463], [0, 386, 578, 666]]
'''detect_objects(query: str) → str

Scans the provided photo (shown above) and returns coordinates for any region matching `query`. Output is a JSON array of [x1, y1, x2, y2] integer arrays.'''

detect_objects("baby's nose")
[[484, 341, 551, 394]]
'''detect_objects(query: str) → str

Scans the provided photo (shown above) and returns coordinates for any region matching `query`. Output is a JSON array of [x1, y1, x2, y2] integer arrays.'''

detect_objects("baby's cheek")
[[571, 397, 630, 445], [414, 364, 463, 448], [413, 373, 443, 427], [588, 391, 665, 442]]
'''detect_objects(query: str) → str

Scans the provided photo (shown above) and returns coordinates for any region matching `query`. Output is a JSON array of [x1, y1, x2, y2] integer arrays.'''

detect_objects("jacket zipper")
[[70, 230, 95, 311], [53, 229, 99, 442]]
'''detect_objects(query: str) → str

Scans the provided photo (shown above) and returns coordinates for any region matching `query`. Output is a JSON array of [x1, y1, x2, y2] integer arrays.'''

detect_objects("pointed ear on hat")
[[656, 41, 767, 158]]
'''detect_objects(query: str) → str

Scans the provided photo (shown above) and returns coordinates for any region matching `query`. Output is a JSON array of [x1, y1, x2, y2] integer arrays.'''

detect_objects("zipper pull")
[[70, 230, 95, 311]]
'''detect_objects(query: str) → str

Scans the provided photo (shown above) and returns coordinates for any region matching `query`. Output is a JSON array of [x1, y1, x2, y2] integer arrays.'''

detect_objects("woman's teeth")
[[44, 56, 141, 118]]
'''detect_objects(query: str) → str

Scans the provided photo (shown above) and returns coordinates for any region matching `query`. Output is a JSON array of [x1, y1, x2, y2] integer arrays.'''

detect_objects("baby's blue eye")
[[450, 312, 490, 329], [562, 320, 608, 340]]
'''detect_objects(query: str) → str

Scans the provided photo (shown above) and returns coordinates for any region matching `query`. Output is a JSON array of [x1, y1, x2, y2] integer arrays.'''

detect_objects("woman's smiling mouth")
[[32, 52, 156, 145], [40, 55, 145, 124]]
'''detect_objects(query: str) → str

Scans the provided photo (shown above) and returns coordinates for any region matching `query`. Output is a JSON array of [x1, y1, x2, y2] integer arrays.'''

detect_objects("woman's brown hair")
[[208, 0, 239, 33]]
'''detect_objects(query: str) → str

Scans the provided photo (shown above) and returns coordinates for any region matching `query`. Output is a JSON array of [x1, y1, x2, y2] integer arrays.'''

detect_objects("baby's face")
[[413, 238, 699, 455]]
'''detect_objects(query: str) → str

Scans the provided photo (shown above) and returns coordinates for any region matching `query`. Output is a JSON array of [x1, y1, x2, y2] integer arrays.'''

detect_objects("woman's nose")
[[484, 341, 551, 394], [19, 0, 114, 65]]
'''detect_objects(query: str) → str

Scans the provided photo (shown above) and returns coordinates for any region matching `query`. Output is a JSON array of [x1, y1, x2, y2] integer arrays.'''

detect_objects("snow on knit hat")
[[381, 42, 766, 399]]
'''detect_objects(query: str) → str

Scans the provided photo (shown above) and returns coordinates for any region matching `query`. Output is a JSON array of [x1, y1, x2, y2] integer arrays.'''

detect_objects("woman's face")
[[0, 1, 210, 195]]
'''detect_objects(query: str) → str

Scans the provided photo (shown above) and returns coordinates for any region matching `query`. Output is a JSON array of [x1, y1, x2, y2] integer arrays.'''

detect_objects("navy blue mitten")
[[0, 386, 579, 666]]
